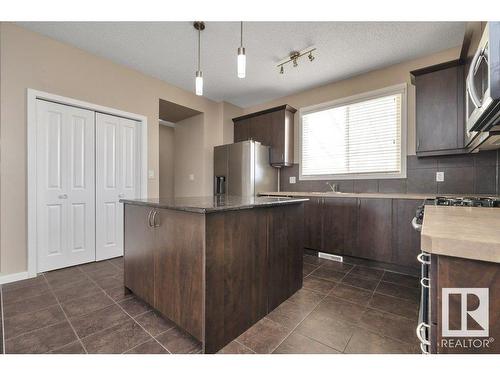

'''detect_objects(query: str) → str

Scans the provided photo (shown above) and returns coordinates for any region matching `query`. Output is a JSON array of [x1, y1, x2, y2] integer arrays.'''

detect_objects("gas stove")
[[414, 196, 500, 227]]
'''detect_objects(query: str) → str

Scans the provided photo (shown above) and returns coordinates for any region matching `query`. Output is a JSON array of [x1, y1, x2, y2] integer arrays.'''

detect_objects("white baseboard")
[[0, 271, 33, 285]]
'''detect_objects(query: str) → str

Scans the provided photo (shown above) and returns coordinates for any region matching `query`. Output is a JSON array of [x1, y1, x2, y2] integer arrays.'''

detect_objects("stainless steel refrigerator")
[[213, 140, 278, 196]]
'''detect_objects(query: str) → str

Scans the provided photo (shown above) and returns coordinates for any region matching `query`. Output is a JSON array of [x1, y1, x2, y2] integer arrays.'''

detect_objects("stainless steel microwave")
[[466, 22, 500, 150]]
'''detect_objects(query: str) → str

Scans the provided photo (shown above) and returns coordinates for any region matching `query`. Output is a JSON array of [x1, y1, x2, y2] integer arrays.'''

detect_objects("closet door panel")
[[36, 100, 95, 272], [96, 113, 140, 261]]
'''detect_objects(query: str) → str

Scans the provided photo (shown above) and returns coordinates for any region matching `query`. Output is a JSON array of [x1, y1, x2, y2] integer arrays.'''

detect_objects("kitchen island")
[[120, 195, 307, 353]]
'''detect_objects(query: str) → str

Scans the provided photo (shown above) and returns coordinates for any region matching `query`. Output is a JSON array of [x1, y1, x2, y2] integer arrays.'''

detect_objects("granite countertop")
[[120, 195, 309, 214], [421, 206, 500, 263], [260, 191, 500, 200]]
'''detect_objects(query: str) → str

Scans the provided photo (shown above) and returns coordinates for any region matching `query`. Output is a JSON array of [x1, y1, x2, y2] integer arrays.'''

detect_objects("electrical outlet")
[[148, 170, 155, 179], [289, 176, 296, 184], [436, 171, 444, 182], [189, 174, 195, 181]]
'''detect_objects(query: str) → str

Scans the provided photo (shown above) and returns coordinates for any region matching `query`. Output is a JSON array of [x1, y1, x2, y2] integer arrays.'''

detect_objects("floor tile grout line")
[[1, 285, 5, 354], [340, 274, 382, 353], [268, 286, 331, 354], [84, 272, 173, 354], [232, 339, 257, 354], [41, 273, 89, 354]]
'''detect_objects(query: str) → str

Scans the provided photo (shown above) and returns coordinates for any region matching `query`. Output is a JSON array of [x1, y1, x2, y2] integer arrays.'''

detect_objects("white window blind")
[[301, 91, 403, 178]]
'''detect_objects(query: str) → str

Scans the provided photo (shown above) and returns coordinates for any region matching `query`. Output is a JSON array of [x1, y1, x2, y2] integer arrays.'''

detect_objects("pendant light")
[[237, 21, 246, 78], [194, 21, 205, 96]]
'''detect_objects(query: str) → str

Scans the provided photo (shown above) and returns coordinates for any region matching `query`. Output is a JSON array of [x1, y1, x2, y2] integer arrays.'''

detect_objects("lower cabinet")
[[391, 199, 421, 270], [302, 196, 421, 270], [356, 198, 393, 263], [303, 197, 322, 250], [123, 204, 156, 306]]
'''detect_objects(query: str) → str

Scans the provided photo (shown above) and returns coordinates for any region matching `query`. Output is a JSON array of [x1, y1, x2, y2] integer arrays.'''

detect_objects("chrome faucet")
[[326, 182, 339, 192]]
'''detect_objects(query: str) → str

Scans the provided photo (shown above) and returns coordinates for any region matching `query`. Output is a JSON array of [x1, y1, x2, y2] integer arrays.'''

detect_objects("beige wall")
[[244, 47, 461, 161], [0, 23, 238, 275], [159, 124, 175, 197], [174, 114, 205, 197]]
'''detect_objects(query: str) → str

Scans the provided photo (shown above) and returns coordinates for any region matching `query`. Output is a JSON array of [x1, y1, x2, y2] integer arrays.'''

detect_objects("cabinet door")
[[154, 208, 205, 341], [270, 110, 285, 165], [267, 204, 304, 311], [356, 198, 393, 262], [234, 118, 250, 142], [391, 199, 421, 270], [249, 113, 272, 146], [415, 65, 463, 153], [322, 198, 345, 254], [123, 204, 156, 306], [303, 197, 323, 250]]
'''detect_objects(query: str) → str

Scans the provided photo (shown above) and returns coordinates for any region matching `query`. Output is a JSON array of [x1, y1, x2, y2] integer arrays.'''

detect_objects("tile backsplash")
[[279, 150, 500, 196]]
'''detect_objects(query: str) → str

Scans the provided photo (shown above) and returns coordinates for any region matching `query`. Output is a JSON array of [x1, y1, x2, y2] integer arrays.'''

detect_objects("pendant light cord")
[[198, 28, 201, 71], [240, 21, 243, 47]]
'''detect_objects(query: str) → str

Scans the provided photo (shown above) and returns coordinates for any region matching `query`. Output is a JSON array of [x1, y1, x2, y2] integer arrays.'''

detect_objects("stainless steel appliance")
[[213, 140, 278, 196], [412, 196, 500, 354], [466, 22, 500, 151]]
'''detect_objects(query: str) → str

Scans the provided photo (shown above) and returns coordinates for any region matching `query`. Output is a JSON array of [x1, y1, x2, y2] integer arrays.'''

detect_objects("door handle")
[[58, 194, 68, 199]]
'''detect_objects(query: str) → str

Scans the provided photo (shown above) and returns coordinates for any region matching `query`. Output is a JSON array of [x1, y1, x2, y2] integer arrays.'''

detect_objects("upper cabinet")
[[233, 105, 296, 167], [411, 60, 467, 156]]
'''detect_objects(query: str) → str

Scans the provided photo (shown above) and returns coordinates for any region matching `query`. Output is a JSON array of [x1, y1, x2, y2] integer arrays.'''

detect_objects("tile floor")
[[0, 254, 421, 354]]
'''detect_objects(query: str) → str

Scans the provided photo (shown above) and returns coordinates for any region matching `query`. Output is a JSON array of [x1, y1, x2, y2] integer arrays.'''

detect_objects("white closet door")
[[96, 113, 140, 261], [36, 100, 96, 272]]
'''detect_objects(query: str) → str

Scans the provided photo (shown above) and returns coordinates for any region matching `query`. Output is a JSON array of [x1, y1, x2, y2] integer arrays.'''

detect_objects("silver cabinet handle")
[[118, 193, 125, 198], [411, 217, 422, 232], [420, 277, 430, 289], [417, 252, 431, 265], [147, 209, 154, 228], [152, 210, 160, 228], [58, 194, 68, 199], [420, 342, 430, 354], [416, 322, 431, 346]]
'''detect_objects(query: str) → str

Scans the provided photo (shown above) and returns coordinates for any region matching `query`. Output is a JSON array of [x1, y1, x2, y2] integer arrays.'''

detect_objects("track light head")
[[308, 52, 315, 62], [279, 65, 284, 74]]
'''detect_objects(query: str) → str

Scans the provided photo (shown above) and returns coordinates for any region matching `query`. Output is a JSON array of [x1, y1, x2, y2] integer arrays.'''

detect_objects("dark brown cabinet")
[[233, 105, 296, 167], [303, 196, 358, 257], [267, 204, 304, 311], [303, 197, 323, 250], [300, 195, 420, 270], [234, 117, 250, 142], [431, 254, 500, 353], [412, 60, 466, 156], [355, 198, 393, 263], [123, 204, 156, 306], [391, 199, 421, 271]]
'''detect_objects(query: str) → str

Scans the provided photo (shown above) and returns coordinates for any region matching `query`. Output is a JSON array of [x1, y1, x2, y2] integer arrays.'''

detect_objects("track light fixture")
[[277, 47, 316, 75]]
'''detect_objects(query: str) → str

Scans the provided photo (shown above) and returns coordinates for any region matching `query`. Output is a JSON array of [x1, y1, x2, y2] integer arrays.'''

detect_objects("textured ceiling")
[[17, 22, 465, 108]]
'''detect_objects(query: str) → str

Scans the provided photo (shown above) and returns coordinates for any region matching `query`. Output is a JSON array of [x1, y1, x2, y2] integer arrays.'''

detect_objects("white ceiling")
[[17, 22, 466, 108]]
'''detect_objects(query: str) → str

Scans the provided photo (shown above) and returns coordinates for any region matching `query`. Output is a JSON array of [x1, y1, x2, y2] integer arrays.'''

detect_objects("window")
[[300, 84, 406, 180]]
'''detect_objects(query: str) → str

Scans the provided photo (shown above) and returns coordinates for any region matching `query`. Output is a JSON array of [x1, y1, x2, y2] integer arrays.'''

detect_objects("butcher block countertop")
[[421, 206, 500, 263]]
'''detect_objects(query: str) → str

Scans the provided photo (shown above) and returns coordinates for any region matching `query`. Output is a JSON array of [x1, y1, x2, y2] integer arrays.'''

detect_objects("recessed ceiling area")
[[159, 98, 201, 123], [17, 22, 466, 108]]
